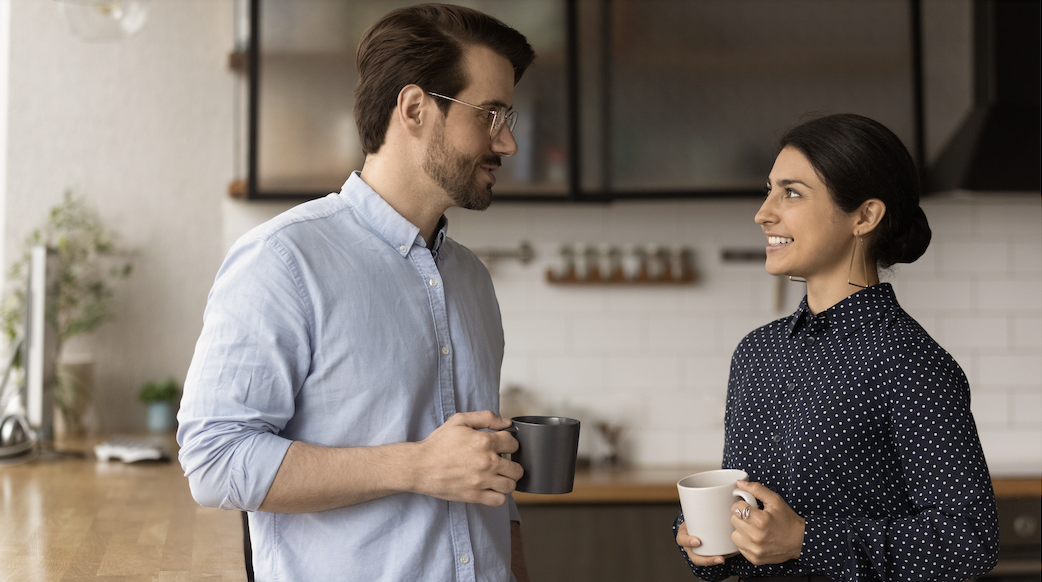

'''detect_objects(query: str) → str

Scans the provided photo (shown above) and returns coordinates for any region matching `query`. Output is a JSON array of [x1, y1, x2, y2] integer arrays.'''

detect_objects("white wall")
[[4, 1, 233, 432], [437, 195, 1042, 476], [3, 2, 1039, 476]]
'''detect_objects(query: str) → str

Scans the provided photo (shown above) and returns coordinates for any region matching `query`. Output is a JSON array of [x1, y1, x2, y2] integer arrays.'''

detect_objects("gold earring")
[[847, 234, 869, 289]]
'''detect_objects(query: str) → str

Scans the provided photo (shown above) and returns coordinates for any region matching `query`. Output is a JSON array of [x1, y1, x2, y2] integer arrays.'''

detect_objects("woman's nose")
[[755, 195, 775, 225]]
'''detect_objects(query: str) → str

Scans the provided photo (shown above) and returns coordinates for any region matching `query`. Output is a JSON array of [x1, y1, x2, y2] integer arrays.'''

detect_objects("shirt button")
[[459, 555, 470, 564], [441, 346, 450, 355], [806, 336, 816, 345], [444, 413, 453, 422], [428, 278, 438, 287], [399, 245, 408, 253], [772, 433, 783, 443], [785, 381, 796, 392]]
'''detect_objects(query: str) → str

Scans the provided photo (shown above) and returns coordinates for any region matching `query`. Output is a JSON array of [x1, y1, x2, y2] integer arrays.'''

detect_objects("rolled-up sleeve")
[[177, 233, 312, 511]]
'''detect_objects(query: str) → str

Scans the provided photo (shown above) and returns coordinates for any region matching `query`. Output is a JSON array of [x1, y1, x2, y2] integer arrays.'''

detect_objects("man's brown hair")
[[354, 3, 535, 155]]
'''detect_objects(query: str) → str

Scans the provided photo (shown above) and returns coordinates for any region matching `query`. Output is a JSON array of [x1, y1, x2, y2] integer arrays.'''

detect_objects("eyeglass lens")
[[491, 109, 519, 139]]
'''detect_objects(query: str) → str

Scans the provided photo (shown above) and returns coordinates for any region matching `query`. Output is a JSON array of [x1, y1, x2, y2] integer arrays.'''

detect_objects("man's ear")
[[855, 198, 886, 235], [395, 84, 430, 138]]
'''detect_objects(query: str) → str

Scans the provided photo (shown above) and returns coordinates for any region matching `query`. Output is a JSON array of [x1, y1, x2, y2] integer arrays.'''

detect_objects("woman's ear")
[[855, 198, 886, 235], [394, 84, 429, 138]]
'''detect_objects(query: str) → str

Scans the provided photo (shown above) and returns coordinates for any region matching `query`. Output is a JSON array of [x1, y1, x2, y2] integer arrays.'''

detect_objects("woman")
[[674, 114, 998, 581]]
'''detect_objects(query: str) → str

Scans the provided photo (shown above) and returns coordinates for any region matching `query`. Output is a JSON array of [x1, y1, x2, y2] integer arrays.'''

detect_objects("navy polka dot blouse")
[[675, 283, 999, 581]]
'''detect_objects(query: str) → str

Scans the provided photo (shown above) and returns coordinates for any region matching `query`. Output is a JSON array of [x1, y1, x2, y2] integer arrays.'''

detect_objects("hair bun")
[[892, 205, 932, 265]]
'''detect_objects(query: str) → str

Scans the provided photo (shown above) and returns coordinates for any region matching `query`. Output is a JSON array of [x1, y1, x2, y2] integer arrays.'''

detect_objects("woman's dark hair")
[[780, 113, 931, 268], [354, 3, 535, 155]]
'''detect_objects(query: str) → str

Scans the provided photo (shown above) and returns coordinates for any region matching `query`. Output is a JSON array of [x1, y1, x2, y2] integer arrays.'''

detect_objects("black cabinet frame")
[[237, 0, 925, 202]]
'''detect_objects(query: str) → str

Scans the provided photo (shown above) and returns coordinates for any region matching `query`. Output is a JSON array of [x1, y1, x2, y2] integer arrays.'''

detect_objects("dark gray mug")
[[506, 416, 580, 495]]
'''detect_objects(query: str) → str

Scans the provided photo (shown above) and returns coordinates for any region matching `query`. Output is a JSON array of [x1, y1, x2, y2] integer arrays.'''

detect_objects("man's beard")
[[423, 126, 499, 211]]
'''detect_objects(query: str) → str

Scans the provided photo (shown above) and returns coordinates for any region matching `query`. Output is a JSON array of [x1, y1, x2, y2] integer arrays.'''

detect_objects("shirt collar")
[[786, 283, 898, 338], [338, 172, 449, 258]]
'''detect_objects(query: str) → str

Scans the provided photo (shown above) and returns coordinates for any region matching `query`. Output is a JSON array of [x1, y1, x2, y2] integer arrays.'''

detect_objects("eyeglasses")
[[427, 91, 518, 140]]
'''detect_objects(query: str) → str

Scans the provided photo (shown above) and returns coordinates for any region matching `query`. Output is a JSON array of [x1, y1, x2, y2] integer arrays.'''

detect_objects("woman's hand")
[[675, 520, 739, 566], [731, 480, 805, 565]]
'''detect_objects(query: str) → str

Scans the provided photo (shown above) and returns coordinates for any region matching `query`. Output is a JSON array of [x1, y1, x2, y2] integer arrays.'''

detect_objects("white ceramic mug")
[[677, 469, 758, 556]]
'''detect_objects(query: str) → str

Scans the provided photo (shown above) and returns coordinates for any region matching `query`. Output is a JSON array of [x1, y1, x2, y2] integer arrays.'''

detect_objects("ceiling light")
[[54, 0, 149, 42]]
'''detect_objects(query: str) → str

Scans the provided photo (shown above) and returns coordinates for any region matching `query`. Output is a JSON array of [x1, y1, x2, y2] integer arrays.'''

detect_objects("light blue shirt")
[[177, 172, 518, 582]]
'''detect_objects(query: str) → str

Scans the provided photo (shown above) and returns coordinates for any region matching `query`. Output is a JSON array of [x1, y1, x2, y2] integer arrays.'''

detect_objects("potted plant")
[[0, 191, 133, 434], [138, 378, 180, 433]]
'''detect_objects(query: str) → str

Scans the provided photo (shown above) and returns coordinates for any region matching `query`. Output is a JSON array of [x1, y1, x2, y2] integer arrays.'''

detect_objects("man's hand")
[[675, 520, 738, 566], [731, 480, 804, 565], [257, 410, 523, 513], [409, 410, 523, 507]]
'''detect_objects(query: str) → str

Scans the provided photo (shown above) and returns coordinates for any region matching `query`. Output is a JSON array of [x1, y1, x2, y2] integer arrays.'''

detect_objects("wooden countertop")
[[0, 437, 246, 581], [514, 466, 1042, 505], [2, 439, 1035, 580]]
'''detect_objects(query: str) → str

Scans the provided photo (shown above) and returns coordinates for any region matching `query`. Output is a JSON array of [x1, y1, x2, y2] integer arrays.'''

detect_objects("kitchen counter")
[[0, 437, 246, 581], [513, 466, 1042, 505]]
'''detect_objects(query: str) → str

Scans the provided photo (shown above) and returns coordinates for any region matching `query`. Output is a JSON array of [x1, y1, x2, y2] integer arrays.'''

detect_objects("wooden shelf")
[[546, 268, 696, 286]]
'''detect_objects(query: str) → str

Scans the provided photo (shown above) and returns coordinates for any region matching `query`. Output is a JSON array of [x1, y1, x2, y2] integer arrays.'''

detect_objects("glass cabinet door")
[[250, 0, 569, 199], [243, 0, 918, 200], [577, 0, 918, 197]]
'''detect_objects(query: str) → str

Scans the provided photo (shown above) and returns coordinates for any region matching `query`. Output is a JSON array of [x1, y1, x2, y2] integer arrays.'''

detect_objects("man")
[[176, 5, 536, 581]]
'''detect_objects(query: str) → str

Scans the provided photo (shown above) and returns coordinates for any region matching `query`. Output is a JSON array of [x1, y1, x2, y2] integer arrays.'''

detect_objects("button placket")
[[409, 245, 475, 582]]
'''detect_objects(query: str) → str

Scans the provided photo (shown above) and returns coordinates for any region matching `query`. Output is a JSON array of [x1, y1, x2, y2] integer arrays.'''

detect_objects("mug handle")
[[733, 488, 757, 508]]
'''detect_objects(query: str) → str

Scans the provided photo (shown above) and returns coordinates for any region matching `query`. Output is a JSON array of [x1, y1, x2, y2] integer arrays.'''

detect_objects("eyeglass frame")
[[427, 91, 518, 141]]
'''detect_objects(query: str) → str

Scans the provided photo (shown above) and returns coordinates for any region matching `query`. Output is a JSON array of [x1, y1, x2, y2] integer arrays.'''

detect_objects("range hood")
[[927, 0, 1040, 193]]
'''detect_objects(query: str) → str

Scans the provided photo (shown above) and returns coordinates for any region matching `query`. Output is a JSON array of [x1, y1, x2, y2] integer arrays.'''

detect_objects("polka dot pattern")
[[675, 284, 998, 581]]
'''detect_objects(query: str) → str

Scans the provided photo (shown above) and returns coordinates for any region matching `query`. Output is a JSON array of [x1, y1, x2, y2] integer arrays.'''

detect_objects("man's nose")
[[492, 124, 518, 157]]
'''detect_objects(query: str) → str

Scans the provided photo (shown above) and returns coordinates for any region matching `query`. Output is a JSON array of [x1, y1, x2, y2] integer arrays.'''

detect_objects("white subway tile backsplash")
[[891, 245, 939, 279], [921, 201, 975, 236], [978, 200, 1042, 237], [646, 317, 716, 353], [1013, 392, 1042, 425], [500, 355, 534, 391], [970, 393, 1009, 426], [531, 205, 609, 241], [647, 395, 716, 429], [1014, 316, 1042, 349], [939, 242, 1010, 274], [979, 355, 1042, 386], [1013, 242, 1042, 274], [607, 287, 682, 315], [446, 205, 532, 242], [978, 429, 1042, 476], [572, 316, 642, 353], [531, 282, 609, 315], [569, 391, 647, 428], [460, 197, 1042, 467], [977, 280, 1042, 311], [941, 317, 1010, 350], [533, 355, 606, 394], [627, 427, 682, 467], [901, 280, 975, 311], [683, 355, 732, 392], [678, 429, 727, 466], [607, 202, 683, 241], [503, 315, 570, 353], [607, 355, 681, 391]]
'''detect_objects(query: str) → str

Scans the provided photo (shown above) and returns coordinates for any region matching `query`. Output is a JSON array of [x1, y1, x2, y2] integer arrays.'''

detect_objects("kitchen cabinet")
[[518, 503, 695, 582], [515, 469, 1041, 581], [233, 0, 922, 201]]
